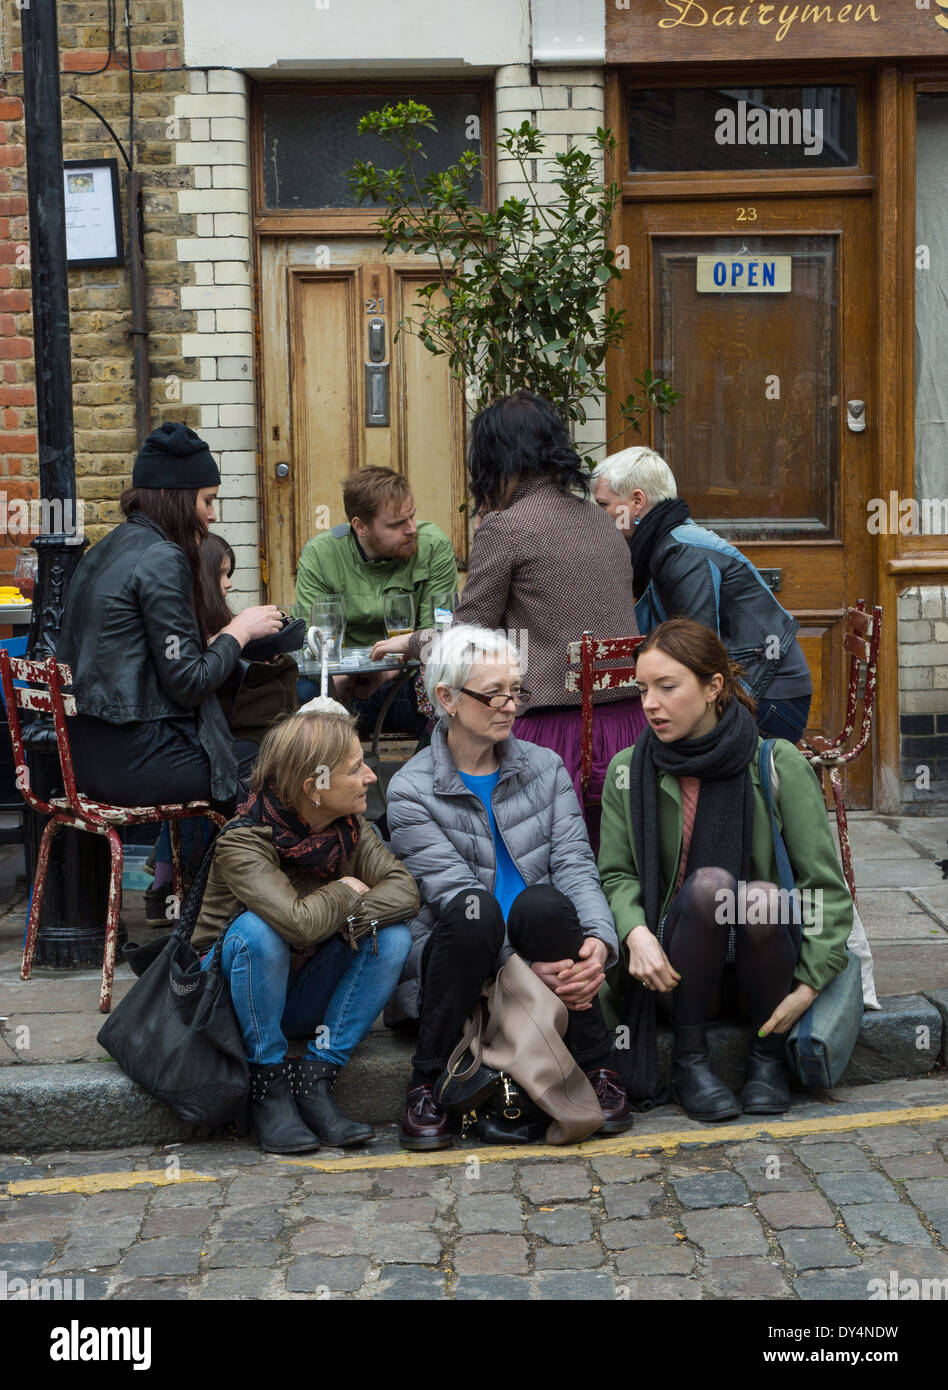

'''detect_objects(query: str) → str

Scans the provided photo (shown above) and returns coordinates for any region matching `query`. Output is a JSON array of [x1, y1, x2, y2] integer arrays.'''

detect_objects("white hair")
[[592, 446, 677, 506], [297, 695, 351, 718], [424, 623, 522, 717]]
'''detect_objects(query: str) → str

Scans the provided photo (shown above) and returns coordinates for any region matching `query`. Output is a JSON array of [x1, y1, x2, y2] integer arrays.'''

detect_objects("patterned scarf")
[[238, 781, 360, 876]]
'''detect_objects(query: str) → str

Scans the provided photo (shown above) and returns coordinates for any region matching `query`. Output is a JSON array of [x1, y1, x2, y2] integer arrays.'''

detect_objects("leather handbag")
[[759, 739, 864, 1088], [98, 824, 250, 1126], [441, 953, 605, 1145]]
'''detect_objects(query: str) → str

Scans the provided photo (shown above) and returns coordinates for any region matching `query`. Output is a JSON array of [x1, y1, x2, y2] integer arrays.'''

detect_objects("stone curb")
[[0, 995, 944, 1152]]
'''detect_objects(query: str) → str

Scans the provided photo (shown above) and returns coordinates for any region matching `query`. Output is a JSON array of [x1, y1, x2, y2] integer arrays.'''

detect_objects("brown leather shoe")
[[398, 1083, 452, 1151], [586, 1067, 635, 1135]]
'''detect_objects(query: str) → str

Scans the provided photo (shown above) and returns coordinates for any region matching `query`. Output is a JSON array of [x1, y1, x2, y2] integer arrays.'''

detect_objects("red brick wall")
[[0, 91, 36, 587], [0, 0, 197, 596]]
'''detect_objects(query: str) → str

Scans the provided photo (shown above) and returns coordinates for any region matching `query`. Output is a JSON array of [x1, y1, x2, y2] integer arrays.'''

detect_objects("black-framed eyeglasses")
[[458, 686, 529, 710]]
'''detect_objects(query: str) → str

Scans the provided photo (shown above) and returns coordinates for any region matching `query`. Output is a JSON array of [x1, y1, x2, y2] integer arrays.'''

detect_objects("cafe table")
[[295, 646, 422, 803]]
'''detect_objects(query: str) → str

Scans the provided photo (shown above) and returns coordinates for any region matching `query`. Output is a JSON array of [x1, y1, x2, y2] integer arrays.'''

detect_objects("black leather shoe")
[[292, 1058, 373, 1147], [248, 1062, 320, 1154], [585, 1066, 635, 1135], [398, 1083, 452, 1151], [742, 1032, 791, 1114], [672, 1025, 741, 1122], [434, 1052, 503, 1115]]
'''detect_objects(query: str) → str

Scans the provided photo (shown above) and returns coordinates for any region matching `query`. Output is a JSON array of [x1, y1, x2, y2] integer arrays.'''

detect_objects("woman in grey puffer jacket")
[[386, 624, 632, 1151]]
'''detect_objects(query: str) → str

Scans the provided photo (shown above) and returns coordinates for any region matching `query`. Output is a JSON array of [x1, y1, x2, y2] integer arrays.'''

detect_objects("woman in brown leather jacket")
[[193, 708, 418, 1155]]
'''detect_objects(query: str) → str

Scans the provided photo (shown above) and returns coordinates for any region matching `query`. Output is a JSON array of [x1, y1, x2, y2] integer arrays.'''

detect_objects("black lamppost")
[[20, 0, 111, 965]]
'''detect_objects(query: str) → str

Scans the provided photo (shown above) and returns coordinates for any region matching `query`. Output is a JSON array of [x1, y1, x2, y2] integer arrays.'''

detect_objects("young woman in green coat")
[[598, 618, 852, 1120]]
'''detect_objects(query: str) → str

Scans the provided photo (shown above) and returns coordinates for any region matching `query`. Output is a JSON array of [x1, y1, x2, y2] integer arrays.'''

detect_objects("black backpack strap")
[[176, 813, 255, 942]]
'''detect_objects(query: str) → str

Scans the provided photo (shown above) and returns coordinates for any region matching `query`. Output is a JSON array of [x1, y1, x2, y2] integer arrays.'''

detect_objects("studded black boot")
[[248, 1061, 320, 1154], [293, 1058, 374, 1147]]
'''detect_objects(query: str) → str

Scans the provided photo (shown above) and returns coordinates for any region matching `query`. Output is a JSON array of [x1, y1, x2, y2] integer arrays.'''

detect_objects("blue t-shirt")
[[458, 769, 527, 921]]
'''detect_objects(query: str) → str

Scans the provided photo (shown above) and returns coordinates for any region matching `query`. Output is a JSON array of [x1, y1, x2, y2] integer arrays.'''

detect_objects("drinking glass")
[[310, 597, 345, 661], [13, 548, 36, 602], [383, 592, 415, 640], [429, 590, 459, 631]]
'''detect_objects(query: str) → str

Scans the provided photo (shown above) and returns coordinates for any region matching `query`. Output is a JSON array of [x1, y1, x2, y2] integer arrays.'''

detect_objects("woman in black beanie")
[[57, 422, 285, 810]]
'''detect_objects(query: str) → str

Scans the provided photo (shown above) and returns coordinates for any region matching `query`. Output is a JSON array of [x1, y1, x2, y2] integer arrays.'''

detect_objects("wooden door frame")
[[250, 80, 492, 605], [604, 64, 944, 810]]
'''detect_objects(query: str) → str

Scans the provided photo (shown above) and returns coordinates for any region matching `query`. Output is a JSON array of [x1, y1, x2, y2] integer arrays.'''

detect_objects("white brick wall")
[[897, 585, 948, 809], [898, 585, 948, 714], [174, 71, 260, 609], [494, 64, 608, 463]]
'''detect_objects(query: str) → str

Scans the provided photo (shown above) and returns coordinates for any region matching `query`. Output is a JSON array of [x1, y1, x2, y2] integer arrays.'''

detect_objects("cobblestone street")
[[3, 1078, 948, 1305]]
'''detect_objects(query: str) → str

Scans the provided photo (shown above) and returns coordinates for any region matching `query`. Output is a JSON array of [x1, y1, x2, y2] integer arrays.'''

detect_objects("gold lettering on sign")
[[658, 0, 880, 39]]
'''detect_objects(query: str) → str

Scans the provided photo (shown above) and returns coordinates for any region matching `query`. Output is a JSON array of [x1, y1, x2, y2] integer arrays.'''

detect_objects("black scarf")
[[627, 497, 691, 601], [613, 698, 759, 1108], [238, 781, 360, 876]]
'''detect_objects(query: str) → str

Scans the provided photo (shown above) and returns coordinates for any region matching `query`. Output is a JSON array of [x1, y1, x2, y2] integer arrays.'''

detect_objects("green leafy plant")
[[348, 101, 679, 465]]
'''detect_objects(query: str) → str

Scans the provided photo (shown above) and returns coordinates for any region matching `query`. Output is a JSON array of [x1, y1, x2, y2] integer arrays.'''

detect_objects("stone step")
[[1, 992, 945, 1152]]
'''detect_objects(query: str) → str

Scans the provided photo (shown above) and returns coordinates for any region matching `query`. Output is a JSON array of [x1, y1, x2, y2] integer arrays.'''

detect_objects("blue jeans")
[[202, 910, 412, 1066], [756, 694, 811, 743]]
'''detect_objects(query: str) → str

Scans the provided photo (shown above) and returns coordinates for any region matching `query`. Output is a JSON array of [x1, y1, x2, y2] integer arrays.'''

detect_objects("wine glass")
[[429, 589, 459, 631], [383, 592, 415, 640], [310, 597, 345, 661], [13, 548, 36, 603]]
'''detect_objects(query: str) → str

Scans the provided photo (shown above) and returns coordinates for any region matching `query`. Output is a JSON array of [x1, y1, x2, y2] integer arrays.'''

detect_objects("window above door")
[[253, 82, 493, 232], [628, 84, 859, 172]]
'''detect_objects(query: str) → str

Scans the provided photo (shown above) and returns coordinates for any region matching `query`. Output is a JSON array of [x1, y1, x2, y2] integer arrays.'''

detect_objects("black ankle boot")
[[672, 1024, 741, 1122], [742, 1029, 791, 1114], [248, 1062, 320, 1154], [293, 1058, 374, 1147]]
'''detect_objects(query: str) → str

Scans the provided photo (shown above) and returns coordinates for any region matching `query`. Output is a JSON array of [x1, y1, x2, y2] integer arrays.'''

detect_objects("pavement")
[[1, 1077, 947, 1301], [0, 813, 947, 1151]]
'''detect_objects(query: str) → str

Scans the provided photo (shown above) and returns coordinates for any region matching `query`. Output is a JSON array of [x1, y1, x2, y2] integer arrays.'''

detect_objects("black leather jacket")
[[57, 514, 242, 801], [642, 523, 804, 700]]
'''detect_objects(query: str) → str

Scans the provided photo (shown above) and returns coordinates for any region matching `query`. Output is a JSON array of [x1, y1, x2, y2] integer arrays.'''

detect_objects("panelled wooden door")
[[259, 237, 468, 607], [615, 197, 875, 806]]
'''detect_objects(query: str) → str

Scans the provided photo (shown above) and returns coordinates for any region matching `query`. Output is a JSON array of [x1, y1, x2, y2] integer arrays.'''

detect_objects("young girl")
[[598, 618, 854, 1120], [145, 533, 299, 923]]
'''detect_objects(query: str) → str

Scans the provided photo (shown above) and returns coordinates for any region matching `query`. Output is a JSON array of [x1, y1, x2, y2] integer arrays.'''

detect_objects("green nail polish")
[[757, 1028, 766, 1038]]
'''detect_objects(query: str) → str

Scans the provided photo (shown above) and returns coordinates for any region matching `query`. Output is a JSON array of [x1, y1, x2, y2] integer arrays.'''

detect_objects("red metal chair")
[[799, 600, 882, 902], [0, 649, 227, 1012], [565, 631, 646, 801]]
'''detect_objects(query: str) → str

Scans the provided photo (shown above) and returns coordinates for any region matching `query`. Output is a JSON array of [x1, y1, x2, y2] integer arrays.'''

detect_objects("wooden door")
[[616, 198, 875, 806], [259, 237, 468, 606]]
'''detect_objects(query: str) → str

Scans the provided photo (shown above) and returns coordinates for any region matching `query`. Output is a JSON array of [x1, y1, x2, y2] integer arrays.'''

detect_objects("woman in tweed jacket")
[[373, 391, 647, 835]]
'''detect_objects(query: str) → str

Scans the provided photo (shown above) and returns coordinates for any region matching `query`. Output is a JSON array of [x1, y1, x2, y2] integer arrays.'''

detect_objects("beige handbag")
[[444, 953, 605, 1145]]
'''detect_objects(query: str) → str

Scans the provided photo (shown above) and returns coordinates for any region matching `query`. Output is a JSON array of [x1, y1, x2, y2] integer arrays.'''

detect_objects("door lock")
[[846, 400, 866, 433]]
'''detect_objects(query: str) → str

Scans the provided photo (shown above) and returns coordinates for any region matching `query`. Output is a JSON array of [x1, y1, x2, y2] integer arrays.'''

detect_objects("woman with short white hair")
[[592, 447, 813, 742], [386, 623, 633, 1150]]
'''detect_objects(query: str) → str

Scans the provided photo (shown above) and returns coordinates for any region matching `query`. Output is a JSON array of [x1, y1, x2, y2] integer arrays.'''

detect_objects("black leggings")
[[662, 867, 802, 1032], [412, 885, 613, 1084], [68, 713, 257, 814]]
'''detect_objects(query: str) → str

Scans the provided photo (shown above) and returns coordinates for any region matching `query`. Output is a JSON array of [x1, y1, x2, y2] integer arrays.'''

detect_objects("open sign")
[[696, 255, 792, 293]]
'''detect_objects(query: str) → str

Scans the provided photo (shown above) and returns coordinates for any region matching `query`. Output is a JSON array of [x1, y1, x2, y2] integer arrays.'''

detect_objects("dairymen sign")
[[608, 1, 948, 62]]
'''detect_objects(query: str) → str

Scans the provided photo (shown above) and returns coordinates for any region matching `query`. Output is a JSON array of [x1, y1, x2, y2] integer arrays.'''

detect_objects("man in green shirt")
[[296, 466, 458, 732]]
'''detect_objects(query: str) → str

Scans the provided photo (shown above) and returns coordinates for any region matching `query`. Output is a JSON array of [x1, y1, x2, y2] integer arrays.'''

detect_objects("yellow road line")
[[3, 1102, 946, 1193], [3, 1168, 217, 1197], [280, 1101, 948, 1173]]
